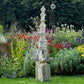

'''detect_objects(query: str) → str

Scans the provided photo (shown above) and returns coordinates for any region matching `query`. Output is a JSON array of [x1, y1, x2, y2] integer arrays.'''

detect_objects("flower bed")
[[0, 28, 84, 78]]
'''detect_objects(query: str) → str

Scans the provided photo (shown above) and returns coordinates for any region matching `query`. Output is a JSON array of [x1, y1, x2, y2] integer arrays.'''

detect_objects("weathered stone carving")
[[31, 6, 53, 82]]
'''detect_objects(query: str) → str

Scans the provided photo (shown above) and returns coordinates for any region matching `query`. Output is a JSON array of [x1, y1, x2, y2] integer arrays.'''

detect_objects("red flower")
[[47, 40, 52, 44], [22, 33, 26, 37], [48, 44, 51, 46], [30, 36, 33, 39], [53, 44, 57, 47], [7, 45, 9, 48], [10, 52, 12, 55], [27, 37, 29, 39], [24, 37, 26, 40], [53, 44, 64, 50], [22, 47, 25, 49], [48, 50, 50, 54], [37, 46, 38, 49], [6, 48, 8, 51], [10, 35, 14, 39], [13, 35, 16, 37], [14, 39, 16, 41]]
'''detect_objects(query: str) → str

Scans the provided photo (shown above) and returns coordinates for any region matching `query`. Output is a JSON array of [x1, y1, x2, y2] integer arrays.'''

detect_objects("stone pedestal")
[[36, 62, 50, 82]]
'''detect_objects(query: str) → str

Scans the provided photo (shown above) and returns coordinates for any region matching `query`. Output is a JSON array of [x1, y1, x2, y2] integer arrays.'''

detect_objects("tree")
[[0, 0, 83, 31]]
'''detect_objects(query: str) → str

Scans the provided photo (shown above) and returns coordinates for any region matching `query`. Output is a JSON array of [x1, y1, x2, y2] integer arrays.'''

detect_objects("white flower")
[[67, 31, 70, 33], [0, 34, 7, 43], [67, 26, 69, 28], [70, 24, 73, 27], [72, 25, 74, 28], [61, 24, 64, 27], [73, 30, 75, 32], [64, 24, 67, 27], [60, 31, 62, 33]]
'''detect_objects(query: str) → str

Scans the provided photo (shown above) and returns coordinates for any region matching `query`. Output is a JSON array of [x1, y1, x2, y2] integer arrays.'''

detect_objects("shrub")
[[0, 54, 17, 78], [0, 32, 39, 78], [0, 42, 10, 60], [47, 40, 64, 57], [50, 47, 84, 75], [53, 28, 82, 47]]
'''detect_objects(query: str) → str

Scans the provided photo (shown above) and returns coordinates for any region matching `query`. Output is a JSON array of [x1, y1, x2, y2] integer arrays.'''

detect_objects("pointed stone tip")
[[42, 5, 44, 7], [41, 6, 46, 11]]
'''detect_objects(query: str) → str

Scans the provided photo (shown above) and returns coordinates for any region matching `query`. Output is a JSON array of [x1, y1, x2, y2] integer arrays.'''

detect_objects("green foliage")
[[0, 33, 37, 78], [0, 0, 83, 31], [73, 0, 84, 28], [23, 46, 36, 77], [9, 38, 28, 77], [54, 28, 82, 47], [10, 38, 27, 68], [0, 54, 17, 78], [0, 25, 3, 34], [50, 47, 84, 75]]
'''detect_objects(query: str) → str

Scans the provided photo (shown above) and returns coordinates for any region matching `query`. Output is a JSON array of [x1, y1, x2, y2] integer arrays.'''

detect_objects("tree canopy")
[[0, 0, 83, 31]]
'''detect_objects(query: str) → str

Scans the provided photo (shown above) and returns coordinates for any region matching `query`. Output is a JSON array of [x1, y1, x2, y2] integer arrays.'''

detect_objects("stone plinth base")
[[36, 62, 50, 82]]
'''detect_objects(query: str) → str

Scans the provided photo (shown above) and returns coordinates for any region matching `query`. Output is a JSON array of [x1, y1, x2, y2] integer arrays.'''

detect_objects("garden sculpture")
[[31, 6, 53, 82]]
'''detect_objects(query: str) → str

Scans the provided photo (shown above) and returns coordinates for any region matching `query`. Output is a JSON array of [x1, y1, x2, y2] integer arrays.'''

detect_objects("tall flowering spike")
[[78, 37, 81, 43], [82, 29, 84, 37], [76, 29, 84, 44], [81, 39, 84, 44]]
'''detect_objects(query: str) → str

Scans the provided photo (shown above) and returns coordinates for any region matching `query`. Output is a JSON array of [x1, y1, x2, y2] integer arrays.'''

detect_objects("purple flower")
[[33, 33, 35, 39], [48, 33, 50, 38], [82, 29, 84, 37], [69, 42, 71, 47], [65, 42, 71, 50], [46, 28, 48, 33], [76, 37, 81, 43], [81, 39, 84, 44], [48, 30, 50, 33], [76, 38, 78, 41]]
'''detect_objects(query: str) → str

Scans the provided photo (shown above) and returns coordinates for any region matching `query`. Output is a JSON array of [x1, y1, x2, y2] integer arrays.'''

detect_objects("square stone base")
[[36, 62, 50, 82]]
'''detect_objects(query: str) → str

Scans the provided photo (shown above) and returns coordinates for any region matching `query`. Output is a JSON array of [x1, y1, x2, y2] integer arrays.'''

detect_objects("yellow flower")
[[81, 54, 84, 57], [78, 45, 84, 53], [78, 45, 84, 58]]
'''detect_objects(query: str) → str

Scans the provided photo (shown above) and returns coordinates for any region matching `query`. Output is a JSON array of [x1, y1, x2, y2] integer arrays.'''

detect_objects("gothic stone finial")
[[40, 6, 46, 22]]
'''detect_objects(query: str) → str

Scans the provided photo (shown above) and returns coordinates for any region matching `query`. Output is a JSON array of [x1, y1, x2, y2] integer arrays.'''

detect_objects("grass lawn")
[[0, 76, 84, 84]]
